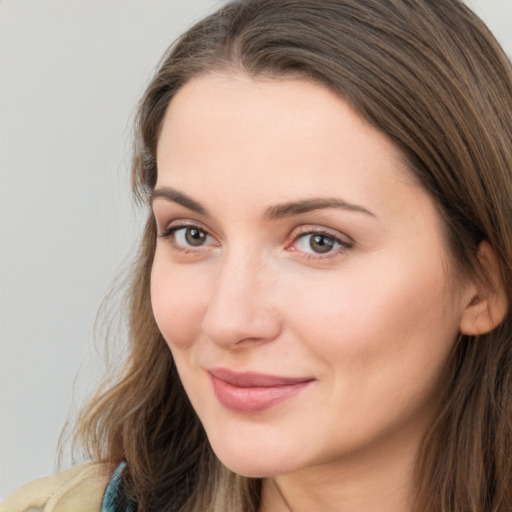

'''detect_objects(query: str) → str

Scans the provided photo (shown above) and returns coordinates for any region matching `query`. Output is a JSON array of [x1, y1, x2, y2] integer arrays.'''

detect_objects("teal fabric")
[[100, 462, 126, 512]]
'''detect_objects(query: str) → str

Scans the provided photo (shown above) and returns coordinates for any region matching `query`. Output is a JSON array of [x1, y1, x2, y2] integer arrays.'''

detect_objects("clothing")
[[0, 463, 112, 512], [100, 462, 134, 512]]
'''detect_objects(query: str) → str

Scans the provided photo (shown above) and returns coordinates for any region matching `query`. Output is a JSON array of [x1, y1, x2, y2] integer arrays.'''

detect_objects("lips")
[[208, 367, 314, 413]]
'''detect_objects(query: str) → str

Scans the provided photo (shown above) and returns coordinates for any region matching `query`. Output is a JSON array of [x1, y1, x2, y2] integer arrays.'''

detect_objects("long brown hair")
[[73, 1, 512, 510]]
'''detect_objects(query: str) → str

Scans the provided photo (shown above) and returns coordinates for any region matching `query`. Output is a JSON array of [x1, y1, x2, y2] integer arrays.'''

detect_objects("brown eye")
[[309, 234, 335, 253], [291, 230, 348, 257], [184, 227, 207, 246], [165, 226, 214, 249]]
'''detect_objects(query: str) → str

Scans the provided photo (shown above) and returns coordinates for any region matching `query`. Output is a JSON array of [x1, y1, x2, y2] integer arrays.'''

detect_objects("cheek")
[[150, 256, 207, 351], [278, 257, 461, 445], [287, 254, 460, 378]]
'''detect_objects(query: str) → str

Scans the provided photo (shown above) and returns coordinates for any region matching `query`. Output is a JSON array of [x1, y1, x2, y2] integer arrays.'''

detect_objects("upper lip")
[[208, 367, 315, 387]]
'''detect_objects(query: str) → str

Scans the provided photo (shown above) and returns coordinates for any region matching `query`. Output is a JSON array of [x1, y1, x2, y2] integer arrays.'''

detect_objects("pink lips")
[[208, 367, 314, 413]]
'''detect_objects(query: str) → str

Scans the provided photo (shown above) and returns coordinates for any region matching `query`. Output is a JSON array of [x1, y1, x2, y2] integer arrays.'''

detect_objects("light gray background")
[[1, 0, 511, 499]]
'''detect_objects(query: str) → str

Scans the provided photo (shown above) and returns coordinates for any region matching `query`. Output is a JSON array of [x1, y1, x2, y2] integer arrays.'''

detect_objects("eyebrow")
[[151, 187, 210, 216], [151, 186, 376, 220], [264, 197, 376, 220]]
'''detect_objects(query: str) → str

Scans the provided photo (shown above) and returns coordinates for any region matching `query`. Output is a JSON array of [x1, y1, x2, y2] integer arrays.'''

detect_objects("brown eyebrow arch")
[[264, 197, 376, 220], [151, 187, 210, 217], [151, 187, 375, 220]]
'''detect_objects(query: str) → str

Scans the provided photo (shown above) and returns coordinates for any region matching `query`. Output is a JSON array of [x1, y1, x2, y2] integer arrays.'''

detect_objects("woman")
[[3, 0, 512, 511]]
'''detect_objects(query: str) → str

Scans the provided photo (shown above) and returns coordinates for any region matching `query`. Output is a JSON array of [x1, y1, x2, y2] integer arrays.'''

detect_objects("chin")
[[217, 456, 285, 479], [208, 437, 301, 479]]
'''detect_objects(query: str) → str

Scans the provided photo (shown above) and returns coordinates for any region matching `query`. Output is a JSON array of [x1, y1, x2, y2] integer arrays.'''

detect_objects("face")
[[151, 73, 468, 479]]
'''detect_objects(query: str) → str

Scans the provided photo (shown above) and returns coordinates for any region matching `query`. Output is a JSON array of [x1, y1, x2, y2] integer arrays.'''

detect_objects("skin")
[[150, 73, 475, 512]]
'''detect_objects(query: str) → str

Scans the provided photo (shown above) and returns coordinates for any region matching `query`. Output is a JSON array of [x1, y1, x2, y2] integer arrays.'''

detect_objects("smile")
[[208, 367, 315, 413]]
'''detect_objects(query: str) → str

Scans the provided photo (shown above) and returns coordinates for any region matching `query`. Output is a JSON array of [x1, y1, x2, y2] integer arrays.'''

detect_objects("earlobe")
[[459, 242, 508, 336]]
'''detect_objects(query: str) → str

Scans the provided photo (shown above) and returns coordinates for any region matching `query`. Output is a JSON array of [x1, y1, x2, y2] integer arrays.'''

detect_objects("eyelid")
[[285, 225, 353, 259], [157, 218, 213, 238], [288, 225, 353, 244], [157, 220, 220, 252]]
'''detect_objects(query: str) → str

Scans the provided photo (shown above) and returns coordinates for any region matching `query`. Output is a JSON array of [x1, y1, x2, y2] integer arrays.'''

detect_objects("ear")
[[459, 241, 508, 336]]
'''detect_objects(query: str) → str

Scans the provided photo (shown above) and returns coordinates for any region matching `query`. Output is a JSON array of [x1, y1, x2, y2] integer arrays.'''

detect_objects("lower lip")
[[210, 375, 312, 413]]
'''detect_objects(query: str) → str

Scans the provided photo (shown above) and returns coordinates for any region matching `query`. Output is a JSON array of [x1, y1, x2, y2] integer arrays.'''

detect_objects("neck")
[[259, 430, 420, 512]]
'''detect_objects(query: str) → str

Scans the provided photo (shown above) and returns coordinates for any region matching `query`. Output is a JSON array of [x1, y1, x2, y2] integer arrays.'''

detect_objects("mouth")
[[208, 367, 315, 413]]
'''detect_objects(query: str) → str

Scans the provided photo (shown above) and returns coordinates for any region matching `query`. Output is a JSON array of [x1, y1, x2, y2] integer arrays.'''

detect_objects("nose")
[[202, 251, 282, 349]]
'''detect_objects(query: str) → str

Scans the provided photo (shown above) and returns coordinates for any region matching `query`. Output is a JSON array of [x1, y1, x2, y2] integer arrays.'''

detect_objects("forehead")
[[158, 73, 393, 156], [156, 73, 413, 207]]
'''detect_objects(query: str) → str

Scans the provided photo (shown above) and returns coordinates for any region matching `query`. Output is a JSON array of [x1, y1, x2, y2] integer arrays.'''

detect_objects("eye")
[[158, 224, 217, 251], [174, 226, 210, 247], [297, 233, 338, 254], [288, 228, 352, 259]]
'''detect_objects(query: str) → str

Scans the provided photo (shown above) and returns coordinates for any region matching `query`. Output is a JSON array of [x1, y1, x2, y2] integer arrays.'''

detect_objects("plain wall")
[[0, 0, 222, 498], [1, 0, 511, 499]]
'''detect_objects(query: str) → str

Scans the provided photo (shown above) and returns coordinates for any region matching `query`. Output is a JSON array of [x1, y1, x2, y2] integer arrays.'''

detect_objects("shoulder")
[[1, 463, 110, 512]]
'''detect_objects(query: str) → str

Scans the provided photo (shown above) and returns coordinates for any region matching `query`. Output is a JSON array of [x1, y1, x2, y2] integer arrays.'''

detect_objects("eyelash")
[[286, 227, 353, 260], [158, 222, 218, 254], [157, 222, 353, 260]]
